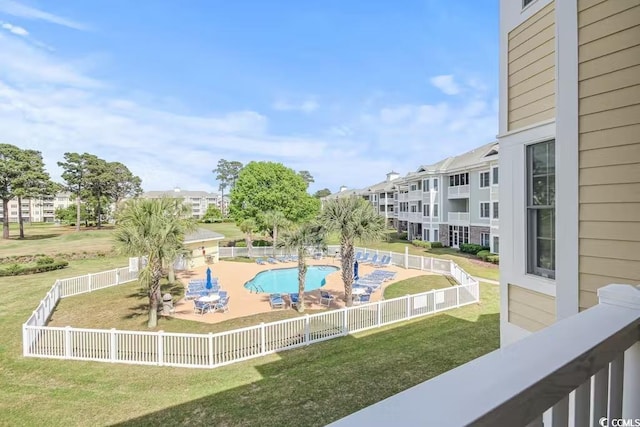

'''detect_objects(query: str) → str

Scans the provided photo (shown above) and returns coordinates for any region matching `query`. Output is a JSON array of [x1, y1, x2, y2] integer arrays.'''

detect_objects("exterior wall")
[[469, 169, 491, 224], [577, 0, 640, 310], [470, 226, 491, 246], [508, 284, 557, 332], [507, 1, 556, 131], [0, 193, 76, 223], [438, 224, 449, 247]]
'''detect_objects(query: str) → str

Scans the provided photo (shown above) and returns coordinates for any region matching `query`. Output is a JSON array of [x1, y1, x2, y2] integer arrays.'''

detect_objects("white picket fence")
[[23, 246, 480, 369]]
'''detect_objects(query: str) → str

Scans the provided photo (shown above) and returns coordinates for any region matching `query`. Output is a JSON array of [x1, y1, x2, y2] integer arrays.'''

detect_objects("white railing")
[[23, 246, 480, 369], [447, 185, 470, 198], [408, 212, 422, 222], [448, 212, 470, 224], [329, 284, 640, 425], [397, 212, 408, 220], [408, 190, 422, 200], [398, 193, 409, 202]]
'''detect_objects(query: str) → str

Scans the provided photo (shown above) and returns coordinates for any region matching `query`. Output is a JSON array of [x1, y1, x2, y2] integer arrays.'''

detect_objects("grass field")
[[1, 247, 499, 425]]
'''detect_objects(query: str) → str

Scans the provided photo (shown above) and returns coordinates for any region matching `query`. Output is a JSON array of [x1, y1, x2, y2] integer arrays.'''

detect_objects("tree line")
[[0, 144, 142, 239]]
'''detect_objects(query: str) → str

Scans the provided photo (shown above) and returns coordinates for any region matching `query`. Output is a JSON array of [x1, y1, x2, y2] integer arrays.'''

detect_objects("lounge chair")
[[320, 291, 334, 307], [354, 252, 363, 262], [269, 293, 285, 309], [267, 257, 278, 264], [360, 253, 370, 263], [193, 300, 211, 315], [256, 258, 267, 265], [213, 296, 230, 313], [372, 255, 389, 267], [354, 293, 371, 305], [289, 293, 300, 309], [218, 290, 228, 299], [365, 254, 379, 265]]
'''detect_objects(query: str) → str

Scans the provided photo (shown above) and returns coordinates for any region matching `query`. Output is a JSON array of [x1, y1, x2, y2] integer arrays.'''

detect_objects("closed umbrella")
[[206, 267, 213, 290], [354, 260, 359, 281]]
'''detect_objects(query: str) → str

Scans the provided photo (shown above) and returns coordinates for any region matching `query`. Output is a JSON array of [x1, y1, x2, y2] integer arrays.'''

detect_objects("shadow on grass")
[[9, 233, 61, 241], [112, 311, 499, 427], [123, 283, 185, 320]]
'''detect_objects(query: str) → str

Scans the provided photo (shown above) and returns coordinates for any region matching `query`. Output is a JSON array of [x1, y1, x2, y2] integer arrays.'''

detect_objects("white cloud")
[[1, 21, 28, 36], [430, 74, 461, 95], [0, 0, 88, 30], [272, 97, 318, 113]]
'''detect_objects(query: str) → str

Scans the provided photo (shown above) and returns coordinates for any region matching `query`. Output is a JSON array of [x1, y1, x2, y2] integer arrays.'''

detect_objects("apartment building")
[[395, 142, 500, 253], [499, 0, 640, 346], [141, 188, 229, 219], [0, 192, 74, 223]]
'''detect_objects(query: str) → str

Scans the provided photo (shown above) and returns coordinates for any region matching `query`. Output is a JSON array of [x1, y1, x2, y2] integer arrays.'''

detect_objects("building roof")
[[416, 141, 499, 173], [184, 228, 225, 243], [142, 189, 225, 199]]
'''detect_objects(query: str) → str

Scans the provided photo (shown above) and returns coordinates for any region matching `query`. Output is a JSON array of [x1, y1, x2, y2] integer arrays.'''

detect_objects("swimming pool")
[[245, 265, 339, 294]]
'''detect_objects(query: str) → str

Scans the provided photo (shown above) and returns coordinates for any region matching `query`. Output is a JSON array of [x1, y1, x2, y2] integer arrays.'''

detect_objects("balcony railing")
[[448, 212, 470, 224], [398, 212, 408, 220], [408, 212, 422, 223], [408, 190, 422, 200], [398, 193, 409, 202], [448, 185, 470, 199], [330, 284, 640, 426]]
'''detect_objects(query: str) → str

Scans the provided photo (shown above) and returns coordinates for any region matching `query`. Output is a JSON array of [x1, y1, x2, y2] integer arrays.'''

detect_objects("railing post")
[[342, 308, 348, 335], [231, 247, 235, 258], [22, 324, 29, 356], [260, 323, 266, 354], [406, 295, 411, 319], [304, 315, 310, 344], [64, 326, 72, 358], [110, 328, 117, 362], [598, 284, 640, 418], [420, 257, 424, 270], [115, 269, 120, 285], [157, 330, 164, 366], [404, 246, 408, 269], [208, 333, 214, 366], [377, 301, 382, 326], [456, 286, 460, 307], [430, 257, 434, 272], [87, 274, 92, 292]]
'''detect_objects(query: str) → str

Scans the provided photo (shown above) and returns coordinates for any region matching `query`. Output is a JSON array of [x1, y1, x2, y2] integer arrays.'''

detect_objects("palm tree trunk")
[[341, 238, 355, 307], [18, 196, 25, 239], [148, 265, 163, 328], [297, 247, 307, 313]]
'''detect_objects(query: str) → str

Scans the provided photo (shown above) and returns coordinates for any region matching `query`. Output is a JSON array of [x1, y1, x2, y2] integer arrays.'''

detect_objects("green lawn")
[[198, 222, 246, 243], [383, 274, 456, 299], [1, 249, 499, 426]]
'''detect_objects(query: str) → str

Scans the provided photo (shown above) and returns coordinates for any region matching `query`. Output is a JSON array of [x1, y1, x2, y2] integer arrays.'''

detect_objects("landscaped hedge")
[[486, 254, 500, 264], [411, 240, 432, 249], [431, 242, 444, 248], [476, 250, 490, 261], [0, 260, 69, 277], [459, 243, 490, 255]]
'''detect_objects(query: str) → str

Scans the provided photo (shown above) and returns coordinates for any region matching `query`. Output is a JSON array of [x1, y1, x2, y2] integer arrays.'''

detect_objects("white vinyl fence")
[[23, 246, 480, 369]]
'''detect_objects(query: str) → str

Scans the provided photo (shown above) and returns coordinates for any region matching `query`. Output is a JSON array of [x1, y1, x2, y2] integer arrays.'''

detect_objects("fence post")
[[406, 294, 411, 319], [157, 331, 164, 366], [115, 269, 120, 285], [342, 308, 348, 335], [22, 324, 29, 356], [430, 257, 434, 272], [208, 333, 214, 366], [231, 247, 235, 258], [377, 301, 382, 326], [404, 246, 408, 269], [64, 326, 72, 358], [110, 328, 117, 362], [304, 315, 310, 344], [456, 286, 460, 307], [421, 257, 424, 270], [260, 323, 266, 354], [87, 274, 92, 292]]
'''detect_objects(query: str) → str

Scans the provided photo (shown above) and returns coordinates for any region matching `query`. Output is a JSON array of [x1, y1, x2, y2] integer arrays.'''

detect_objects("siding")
[[508, 284, 556, 332], [507, 2, 556, 130], [578, 0, 640, 310]]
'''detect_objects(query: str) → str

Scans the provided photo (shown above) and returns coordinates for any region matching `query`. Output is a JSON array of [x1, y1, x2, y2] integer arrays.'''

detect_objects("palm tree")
[[320, 197, 386, 306], [281, 222, 326, 313], [239, 218, 257, 258], [261, 210, 291, 257], [113, 197, 196, 328]]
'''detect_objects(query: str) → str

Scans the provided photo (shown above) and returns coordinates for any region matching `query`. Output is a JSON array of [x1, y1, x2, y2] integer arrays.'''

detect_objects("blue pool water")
[[245, 265, 339, 294]]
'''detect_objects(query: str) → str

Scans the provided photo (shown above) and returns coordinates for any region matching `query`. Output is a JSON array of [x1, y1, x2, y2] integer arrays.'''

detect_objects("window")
[[449, 173, 469, 187], [424, 229, 430, 241], [493, 236, 500, 254], [523, 0, 535, 7], [493, 202, 499, 219], [424, 204, 430, 217], [480, 233, 490, 247], [479, 171, 490, 188], [433, 229, 439, 242], [480, 202, 490, 218], [527, 140, 555, 279], [433, 204, 439, 218], [434, 178, 438, 190], [423, 179, 430, 192], [410, 184, 418, 191], [492, 167, 499, 185]]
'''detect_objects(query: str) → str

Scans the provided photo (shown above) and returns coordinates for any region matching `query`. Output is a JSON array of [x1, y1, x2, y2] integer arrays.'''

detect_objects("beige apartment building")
[[0, 192, 74, 223], [499, 0, 640, 345], [141, 188, 229, 219]]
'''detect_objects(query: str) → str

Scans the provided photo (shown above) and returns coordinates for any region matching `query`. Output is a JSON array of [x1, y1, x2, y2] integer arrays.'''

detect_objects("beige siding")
[[507, 2, 556, 131], [508, 284, 556, 332], [578, 0, 640, 310]]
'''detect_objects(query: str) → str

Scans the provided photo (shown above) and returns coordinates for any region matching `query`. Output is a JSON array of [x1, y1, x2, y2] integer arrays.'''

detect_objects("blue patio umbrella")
[[353, 260, 359, 281], [205, 267, 213, 290]]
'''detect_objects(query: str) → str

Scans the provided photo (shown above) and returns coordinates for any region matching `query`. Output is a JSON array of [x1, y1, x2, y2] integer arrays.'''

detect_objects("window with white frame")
[[434, 178, 438, 190], [480, 233, 490, 247], [433, 204, 439, 217], [527, 140, 555, 279], [479, 171, 490, 188], [433, 229, 439, 242], [480, 202, 490, 218], [492, 202, 499, 219], [492, 166, 499, 185], [424, 229, 430, 241], [424, 204, 430, 217], [493, 236, 499, 254], [423, 179, 430, 192]]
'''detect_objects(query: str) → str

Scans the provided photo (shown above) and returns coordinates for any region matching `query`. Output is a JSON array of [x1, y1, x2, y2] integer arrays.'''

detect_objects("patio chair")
[[193, 300, 211, 315], [267, 257, 278, 264], [355, 293, 371, 305], [373, 255, 389, 268], [320, 291, 334, 307], [218, 290, 228, 299], [213, 296, 230, 313], [269, 293, 285, 309], [365, 254, 379, 265], [289, 293, 300, 309], [360, 253, 370, 263], [256, 258, 267, 265], [354, 251, 363, 262]]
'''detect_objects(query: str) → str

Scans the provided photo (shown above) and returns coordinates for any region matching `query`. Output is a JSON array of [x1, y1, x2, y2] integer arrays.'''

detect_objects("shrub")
[[236, 241, 247, 247], [476, 250, 490, 261], [411, 240, 432, 249], [35, 256, 55, 265], [459, 243, 490, 255], [0, 261, 69, 276], [252, 239, 271, 247], [486, 254, 500, 264], [431, 242, 444, 248], [397, 232, 408, 240]]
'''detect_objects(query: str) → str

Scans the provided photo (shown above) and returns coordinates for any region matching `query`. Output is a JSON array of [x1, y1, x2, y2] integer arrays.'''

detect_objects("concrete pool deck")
[[171, 258, 432, 324]]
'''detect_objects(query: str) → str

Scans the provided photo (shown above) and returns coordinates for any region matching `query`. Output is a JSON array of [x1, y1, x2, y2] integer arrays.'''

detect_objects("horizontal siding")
[[508, 284, 556, 332], [578, 0, 640, 309], [507, 2, 555, 131]]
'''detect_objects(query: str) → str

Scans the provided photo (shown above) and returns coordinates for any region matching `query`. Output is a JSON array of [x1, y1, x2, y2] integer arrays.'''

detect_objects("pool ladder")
[[248, 283, 265, 294]]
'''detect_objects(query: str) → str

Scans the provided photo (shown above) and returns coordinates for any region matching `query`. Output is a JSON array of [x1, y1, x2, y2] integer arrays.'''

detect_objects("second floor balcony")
[[448, 185, 470, 199], [408, 212, 422, 223], [448, 212, 470, 225]]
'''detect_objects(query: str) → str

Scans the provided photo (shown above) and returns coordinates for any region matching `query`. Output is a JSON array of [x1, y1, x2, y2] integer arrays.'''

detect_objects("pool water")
[[245, 265, 339, 294]]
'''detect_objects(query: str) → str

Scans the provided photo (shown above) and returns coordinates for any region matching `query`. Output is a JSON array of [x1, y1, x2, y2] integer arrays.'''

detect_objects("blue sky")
[[0, 0, 498, 193]]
